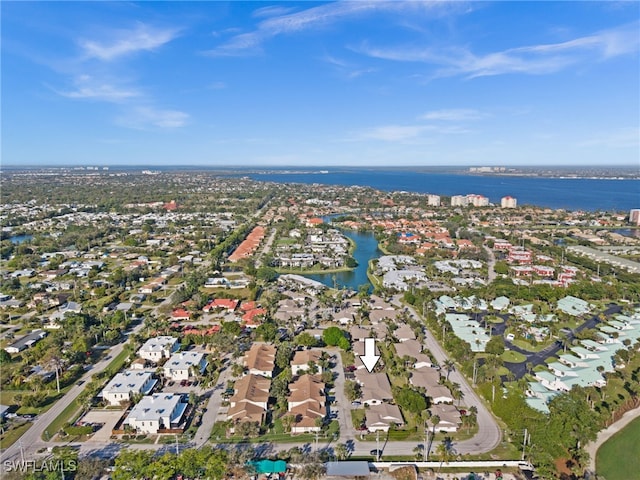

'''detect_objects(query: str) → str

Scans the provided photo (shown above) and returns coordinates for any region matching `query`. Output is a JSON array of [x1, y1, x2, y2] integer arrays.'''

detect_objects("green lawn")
[[0, 421, 32, 449], [501, 350, 527, 363], [596, 416, 640, 480], [511, 339, 549, 352]]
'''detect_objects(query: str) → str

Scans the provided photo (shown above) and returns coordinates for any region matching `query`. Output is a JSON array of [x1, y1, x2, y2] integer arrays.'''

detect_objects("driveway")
[[80, 410, 125, 443], [193, 358, 233, 447], [330, 348, 355, 446]]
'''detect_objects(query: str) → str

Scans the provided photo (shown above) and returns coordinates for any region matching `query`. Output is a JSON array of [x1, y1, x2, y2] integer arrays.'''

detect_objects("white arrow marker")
[[359, 337, 380, 373]]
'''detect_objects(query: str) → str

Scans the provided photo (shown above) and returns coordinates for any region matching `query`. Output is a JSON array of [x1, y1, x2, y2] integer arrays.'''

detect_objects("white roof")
[[127, 393, 184, 422], [101, 370, 155, 395], [139, 336, 179, 353], [164, 351, 205, 371]]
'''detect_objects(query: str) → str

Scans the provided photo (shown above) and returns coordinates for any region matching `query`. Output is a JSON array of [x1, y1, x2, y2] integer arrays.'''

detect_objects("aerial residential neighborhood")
[[0, 167, 638, 480]]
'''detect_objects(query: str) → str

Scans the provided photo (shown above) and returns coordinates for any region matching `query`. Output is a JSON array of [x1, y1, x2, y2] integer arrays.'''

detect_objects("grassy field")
[[596, 416, 640, 480], [501, 350, 527, 363]]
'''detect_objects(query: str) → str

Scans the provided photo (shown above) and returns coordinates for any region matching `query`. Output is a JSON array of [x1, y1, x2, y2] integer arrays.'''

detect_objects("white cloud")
[[420, 109, 486, 121], [252, 5, 297, 19], [116, 106, 189, 130], [55, 75, 140, 102], [321, 54, 377, 79], [577, 127, 640, 149], [206, 1, 460, 56], [207, 81, 226, 90], [353, 123, 470, 142], [358, 124, 430, 141], [355, 22, 640, 78], [79, 23, 180, 61]]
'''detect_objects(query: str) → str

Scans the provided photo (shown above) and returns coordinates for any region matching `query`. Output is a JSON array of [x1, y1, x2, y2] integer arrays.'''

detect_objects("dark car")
[[370, 449, 382, 458]]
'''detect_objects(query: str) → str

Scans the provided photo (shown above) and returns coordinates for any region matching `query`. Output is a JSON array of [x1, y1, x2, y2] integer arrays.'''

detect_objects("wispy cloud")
[[207, 81, 226, 90], [116, 106, 189, 130], [79, 23, 180, 61], [355, 22, 640, 78], [577, 127, 640, 149], [54, 75, 140, 102], [420, 108, 486, 121], [322, 54, 377, 79], [252, 5, 297, 19], [353, 123, 471, 142], [206, 1, 460, 57]]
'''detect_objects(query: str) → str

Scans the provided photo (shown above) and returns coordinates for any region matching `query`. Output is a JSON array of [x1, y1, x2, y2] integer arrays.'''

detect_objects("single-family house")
[[365, 403, 404, 432], [5, 330, 48, 354], [354, 371, 393, 406], [429, 404, 461, 432]]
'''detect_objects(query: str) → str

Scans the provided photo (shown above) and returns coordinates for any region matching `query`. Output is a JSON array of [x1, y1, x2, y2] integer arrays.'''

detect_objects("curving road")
[[396, 299, 502, 455]]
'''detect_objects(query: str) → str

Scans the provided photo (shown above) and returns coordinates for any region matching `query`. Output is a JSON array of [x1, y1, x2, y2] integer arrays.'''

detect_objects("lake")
[[8, 234, 33, 244], [306, 228, 381, 291]]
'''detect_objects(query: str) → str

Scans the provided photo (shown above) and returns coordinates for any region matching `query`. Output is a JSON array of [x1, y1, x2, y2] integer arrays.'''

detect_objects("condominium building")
[[124, 393, 187, 434], [101, 370, 157, 406], [138, 336, 180, 363], [501, 196, 517, 208]]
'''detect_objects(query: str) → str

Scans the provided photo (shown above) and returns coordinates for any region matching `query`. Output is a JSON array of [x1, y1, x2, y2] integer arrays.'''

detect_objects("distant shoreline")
[[1, 164, 638, 180]]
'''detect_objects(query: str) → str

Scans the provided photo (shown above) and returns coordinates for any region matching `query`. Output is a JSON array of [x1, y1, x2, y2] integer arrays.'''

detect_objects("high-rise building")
[[450, 195, 468, 207], [501, 196, 517, 208], [467, 194, 489, 207], [427, 194, 441, 207], [629, 209, 640, 226]]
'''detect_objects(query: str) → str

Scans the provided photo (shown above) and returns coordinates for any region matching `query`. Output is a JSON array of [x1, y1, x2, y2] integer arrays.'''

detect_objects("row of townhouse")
[[227, 343, 277, 431], [527, 309, 640, 413], [287, 374, 326, 433]]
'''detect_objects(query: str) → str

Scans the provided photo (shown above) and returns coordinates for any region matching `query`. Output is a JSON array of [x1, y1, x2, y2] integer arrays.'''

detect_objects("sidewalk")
[[584, 405, 640, 472]]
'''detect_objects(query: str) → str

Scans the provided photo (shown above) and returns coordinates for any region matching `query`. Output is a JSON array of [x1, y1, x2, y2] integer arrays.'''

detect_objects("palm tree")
[[443, 359, 455, 381], [427, 414, 440, 460], [281, 414, 295, 433], [450, 383, 464, 407], [334, 443, 349, 460], [436, 437, 455, 473]]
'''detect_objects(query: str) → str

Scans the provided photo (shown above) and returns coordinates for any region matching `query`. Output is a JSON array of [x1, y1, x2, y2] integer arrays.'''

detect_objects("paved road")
[[255, 227, 277, 268], [331, 349, 355, 446], [0, 285, 180, 466], [193, 359, 233, 447], [504, 303, 622, 379], [483, 246, 497, 284], [398, 300, 503, 455]]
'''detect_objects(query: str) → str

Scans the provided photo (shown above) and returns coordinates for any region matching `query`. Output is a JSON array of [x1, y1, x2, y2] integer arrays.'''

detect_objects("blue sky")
[[2, 1, 639, 167]]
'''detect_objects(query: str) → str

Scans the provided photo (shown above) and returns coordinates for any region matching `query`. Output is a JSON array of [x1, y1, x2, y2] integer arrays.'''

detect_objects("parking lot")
[[79, 409, 126, 442]]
